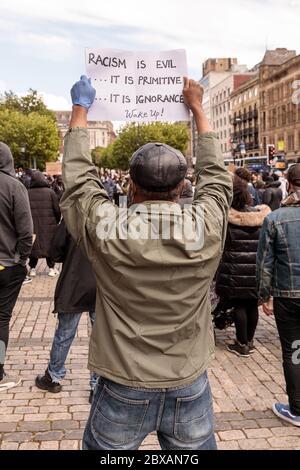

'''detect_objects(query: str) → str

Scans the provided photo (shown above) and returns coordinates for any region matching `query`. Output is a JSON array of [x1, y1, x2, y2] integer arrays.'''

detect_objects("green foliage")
[[91, 144, 116, 168], [0, 89, 56, 121], [110, 122, 190, 170], [0, 90, 60, 170], [0, 109, 60, 170]]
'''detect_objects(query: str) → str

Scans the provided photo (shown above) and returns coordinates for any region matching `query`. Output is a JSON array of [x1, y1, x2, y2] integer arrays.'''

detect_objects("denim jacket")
[[257, 191, 300, 301]]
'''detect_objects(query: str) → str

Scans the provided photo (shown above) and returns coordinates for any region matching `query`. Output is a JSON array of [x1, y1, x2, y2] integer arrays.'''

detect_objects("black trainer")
[[248, 340, 256, 354], [227, 341, 250, 357], [35, 370, 62, 393]]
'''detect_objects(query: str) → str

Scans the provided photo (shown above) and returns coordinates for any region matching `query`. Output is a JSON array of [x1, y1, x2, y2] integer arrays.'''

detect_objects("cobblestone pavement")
[[1, 261, 299, 451]]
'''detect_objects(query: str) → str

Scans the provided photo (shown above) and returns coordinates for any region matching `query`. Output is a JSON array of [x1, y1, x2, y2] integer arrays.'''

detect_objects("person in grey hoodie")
[[0, 142, 33, 392]]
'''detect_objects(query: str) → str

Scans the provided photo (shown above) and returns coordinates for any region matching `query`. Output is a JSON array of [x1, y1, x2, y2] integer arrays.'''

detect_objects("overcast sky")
[[0, 0, 299, 110]]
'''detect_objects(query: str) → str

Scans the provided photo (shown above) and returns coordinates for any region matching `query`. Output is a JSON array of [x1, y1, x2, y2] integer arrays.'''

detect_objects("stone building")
[[231, 75, 260, 157], [211, 73, 255, 157], [55, 111, 116, 156], [230, 48, 299, 160], [259, 50, 300, 162], [192, 58, 251, 158]]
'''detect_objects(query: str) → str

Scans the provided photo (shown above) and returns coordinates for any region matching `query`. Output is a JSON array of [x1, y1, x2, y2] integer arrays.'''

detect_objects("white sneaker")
[[48, 268, 57, 277], [29, 268, 37, 277], [0, 373, 22, 392]]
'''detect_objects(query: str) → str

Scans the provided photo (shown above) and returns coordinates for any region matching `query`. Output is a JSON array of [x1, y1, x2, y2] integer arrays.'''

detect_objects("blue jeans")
[[47, 312, 98, 390], [83, 371, 216, 450]]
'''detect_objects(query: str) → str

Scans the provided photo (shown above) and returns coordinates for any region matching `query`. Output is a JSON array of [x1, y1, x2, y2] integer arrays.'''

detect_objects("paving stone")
[[218, 430, 246, 441], [18, 422, 51, 432], [268, 436, 300, 448], [40, 441, 59, 450], [239, 438, 271, 450], [1, 263, 299, 450], [19, 442, 40, 450], [217, 440, 240, 450], [34, 431, 64, 441], [244, 428, 273, 439], [0, 442, 19, 450], [51, 420, 79, 430], [60, 440, 79, 450], [2, 432, 32, 442]]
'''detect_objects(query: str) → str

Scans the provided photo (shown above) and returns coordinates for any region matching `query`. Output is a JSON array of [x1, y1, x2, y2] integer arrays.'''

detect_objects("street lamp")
[[20, 144, 37, 170]]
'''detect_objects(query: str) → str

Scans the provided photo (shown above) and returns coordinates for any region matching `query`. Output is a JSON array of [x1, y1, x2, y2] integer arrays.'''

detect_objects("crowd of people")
[[0, 75, 300, 451]]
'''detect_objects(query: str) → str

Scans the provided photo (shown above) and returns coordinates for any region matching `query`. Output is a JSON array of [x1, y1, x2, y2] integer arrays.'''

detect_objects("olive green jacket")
[[61, 128, 232, 388]]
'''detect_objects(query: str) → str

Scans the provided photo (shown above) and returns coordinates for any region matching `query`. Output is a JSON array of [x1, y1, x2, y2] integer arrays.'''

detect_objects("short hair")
[[235, 167, 252, 183], [231, 176, 252, 211], [135, 180, 184, 202]]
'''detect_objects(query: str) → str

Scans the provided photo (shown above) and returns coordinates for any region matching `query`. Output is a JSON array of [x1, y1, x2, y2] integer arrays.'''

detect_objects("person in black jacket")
[[28, 171, 61, 277], [262, 176, 282, 211], [215, 176, 271, 357], [35, 220, 97, 403], [0, 142, 33, 391]]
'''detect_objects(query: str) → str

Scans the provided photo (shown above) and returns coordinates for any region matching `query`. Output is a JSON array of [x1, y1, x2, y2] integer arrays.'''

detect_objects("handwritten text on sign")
[[85, 49, 189, 122]]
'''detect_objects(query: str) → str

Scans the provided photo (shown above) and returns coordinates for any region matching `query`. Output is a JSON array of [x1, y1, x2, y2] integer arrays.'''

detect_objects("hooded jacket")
[[0, 142, 33, 266], [262, 180, 282, 211], [28, 171, 61, 259], [216, 205, 271, 300]]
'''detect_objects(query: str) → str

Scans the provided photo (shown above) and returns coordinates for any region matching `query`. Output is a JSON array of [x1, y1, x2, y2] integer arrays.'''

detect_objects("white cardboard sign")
[[85, 48, 189, 122]]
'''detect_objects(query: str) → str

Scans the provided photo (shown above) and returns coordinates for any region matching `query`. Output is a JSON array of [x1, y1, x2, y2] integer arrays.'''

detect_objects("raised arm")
[[60, 76, 112, 244], [183, 78, 233, 248]]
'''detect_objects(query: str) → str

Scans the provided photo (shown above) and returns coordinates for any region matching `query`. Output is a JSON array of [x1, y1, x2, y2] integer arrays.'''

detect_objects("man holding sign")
[[60, 75, 232, 450]]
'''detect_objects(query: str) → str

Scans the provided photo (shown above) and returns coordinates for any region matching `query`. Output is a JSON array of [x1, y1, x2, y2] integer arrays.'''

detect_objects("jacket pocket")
[[174, 379, 214, 443], [91, 384, 149, 445]]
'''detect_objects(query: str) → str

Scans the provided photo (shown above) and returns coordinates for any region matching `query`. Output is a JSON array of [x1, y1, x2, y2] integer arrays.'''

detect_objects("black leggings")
[[232, 299, 259, 345], [0, 265, 26, 379], [29, 257, 55, 269]]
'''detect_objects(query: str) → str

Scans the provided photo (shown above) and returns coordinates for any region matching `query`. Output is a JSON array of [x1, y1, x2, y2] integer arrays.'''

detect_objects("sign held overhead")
[[85, 48, 189, 123]]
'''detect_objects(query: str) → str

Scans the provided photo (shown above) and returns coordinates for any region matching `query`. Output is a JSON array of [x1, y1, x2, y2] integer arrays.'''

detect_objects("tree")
[[0, 109, 60, 170], [0, 89, 56, 121], [111, 122, 190, 170], [91, 144, 117, 169]]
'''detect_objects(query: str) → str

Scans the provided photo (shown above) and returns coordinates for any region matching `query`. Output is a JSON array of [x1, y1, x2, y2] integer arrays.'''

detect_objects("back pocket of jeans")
[[91, 385, 149, 445], [174, 382, 213, 443]]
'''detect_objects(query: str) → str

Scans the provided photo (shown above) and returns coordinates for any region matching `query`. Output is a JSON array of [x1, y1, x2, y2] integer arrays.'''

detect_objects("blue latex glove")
[[71, 75, 96, 109]]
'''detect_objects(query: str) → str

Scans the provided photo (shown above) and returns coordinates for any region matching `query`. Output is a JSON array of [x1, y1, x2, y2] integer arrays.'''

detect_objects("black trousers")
[[232, 299, 259, 345], [29, 257, 55, 269], [274, 298, 300, 416], [0, 265, 26, 376]]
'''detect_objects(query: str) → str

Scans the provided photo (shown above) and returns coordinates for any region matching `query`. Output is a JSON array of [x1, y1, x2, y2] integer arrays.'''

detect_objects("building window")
[[288, 134, 294, 152]]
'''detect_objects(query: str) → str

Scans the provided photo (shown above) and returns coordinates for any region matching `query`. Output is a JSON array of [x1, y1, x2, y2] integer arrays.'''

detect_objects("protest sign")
[[85, 49, 189, 122]]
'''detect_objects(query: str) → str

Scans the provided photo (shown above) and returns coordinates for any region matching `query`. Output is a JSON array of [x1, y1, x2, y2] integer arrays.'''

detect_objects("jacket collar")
[[228, 205, 271, 227], [281, 191, 300, 207]]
